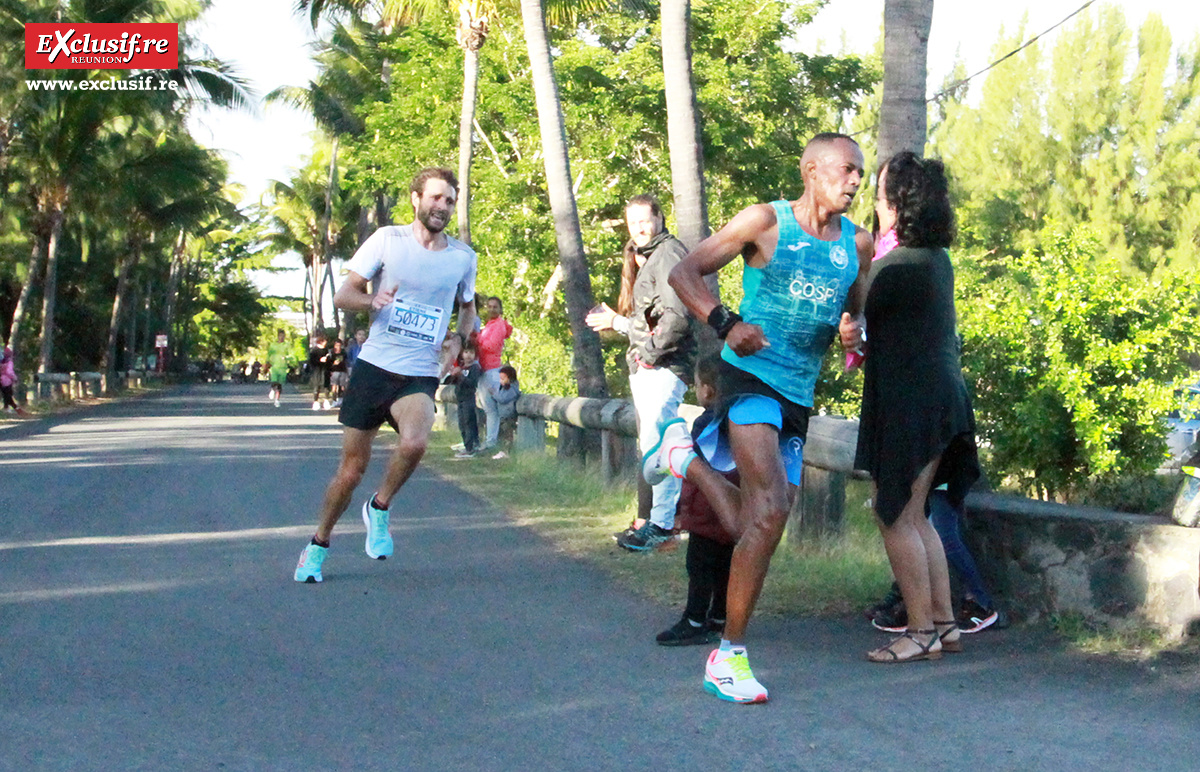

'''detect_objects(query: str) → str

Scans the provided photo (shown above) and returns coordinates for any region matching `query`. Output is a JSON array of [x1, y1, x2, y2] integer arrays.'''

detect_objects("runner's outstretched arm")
[[669, 204, 774, 322], [670, 204, 776, 358]]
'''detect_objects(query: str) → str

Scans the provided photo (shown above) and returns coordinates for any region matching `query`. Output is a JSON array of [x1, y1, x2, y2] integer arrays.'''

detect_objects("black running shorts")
[[338, 359, 439, 432]]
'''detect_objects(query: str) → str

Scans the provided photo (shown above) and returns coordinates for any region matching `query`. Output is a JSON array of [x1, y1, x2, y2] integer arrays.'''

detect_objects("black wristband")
[[706, 305, 742, 339]]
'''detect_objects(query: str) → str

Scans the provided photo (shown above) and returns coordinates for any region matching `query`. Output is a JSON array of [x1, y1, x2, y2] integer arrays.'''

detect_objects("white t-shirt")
[[345, 224, 477, 378]]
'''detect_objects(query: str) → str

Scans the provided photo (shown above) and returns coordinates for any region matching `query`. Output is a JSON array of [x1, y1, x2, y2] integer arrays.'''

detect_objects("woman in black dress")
[[854, 152, 980, 663]]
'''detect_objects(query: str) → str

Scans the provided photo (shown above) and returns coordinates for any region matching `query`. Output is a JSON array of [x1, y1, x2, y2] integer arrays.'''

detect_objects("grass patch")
[[1050, 611, 1183, 659], [422, 430, 892, 618]]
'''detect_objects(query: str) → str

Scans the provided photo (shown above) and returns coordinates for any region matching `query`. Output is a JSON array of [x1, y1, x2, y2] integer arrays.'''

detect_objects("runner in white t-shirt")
[[295, 167, 478, 583]]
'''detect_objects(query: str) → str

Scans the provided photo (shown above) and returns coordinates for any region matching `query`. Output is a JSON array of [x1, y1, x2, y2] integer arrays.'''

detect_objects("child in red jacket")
[[656, 354, 738, 646]]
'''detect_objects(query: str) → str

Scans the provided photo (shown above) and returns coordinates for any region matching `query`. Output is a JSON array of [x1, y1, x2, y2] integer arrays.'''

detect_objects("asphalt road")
[[2, 384, 1198, 771]]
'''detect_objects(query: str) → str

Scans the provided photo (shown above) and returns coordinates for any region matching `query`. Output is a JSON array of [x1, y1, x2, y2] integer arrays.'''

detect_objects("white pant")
[[479, 368, 502, 448], [630, 365, 687, 529]]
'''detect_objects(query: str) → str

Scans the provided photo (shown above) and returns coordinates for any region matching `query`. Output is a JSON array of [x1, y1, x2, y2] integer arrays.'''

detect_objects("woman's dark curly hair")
[[882, 151, 955, 249]]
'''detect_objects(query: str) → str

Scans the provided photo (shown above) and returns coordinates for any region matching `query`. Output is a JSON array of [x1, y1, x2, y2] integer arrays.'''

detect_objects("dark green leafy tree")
[[957, 228, 1200, 500], [930, 8, 1200, 274], [0, 0, 251, 372], [343, 0, 874, 394]]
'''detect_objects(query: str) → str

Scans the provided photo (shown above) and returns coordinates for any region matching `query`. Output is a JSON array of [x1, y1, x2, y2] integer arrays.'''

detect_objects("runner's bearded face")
[[809, 140, 865, 215], [414, 179, 457, 234]]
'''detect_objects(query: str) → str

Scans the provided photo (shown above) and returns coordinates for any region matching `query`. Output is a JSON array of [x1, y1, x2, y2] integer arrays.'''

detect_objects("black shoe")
[[617, 522, 675, 552], [870, 600, 908, 633], [705, 618, 725, 636], [612, 519, 643, 542], [957, 599, 1001, 633], [656, 617, 718, 646], [864, 583, 903, 620]]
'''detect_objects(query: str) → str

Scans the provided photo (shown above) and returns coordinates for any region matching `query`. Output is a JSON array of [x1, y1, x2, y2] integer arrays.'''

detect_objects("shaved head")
[[800, 132, 859, 170]]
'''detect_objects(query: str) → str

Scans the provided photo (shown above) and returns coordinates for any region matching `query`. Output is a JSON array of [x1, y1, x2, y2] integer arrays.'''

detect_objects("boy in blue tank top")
[[643, 133, 873, 704]]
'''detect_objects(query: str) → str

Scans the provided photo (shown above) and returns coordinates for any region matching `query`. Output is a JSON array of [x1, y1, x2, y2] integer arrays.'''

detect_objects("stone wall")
[[964, 492, 1200, 638]]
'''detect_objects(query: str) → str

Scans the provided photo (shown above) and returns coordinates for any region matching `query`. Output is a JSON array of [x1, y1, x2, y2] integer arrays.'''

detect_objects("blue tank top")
[[721, 200, 859, 407]]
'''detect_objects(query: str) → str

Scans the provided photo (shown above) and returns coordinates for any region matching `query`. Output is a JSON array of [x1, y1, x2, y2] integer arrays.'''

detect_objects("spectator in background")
[[308, 331, 331, 410], [328, 339, 348, 408], [656, 354, 735, 647], [447, 341, 482, 458], [1, 344, 25, 416], [856, 165, 1006, 638], [586, 194, 697, 552], [847, 151, 980, 664], [346, 328, 367, 375], [490, 364, 521, 459], [476, 296, 513, 452]]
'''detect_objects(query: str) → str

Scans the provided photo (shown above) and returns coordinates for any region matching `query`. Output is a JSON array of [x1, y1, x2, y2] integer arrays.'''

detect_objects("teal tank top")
[[721, 200, 859, 407]]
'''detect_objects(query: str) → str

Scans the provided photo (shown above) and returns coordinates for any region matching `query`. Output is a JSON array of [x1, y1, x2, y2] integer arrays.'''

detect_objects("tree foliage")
[[930, 8, 1200, 275], [341, 0, 875, 394], [958, 229, 1200, 499]]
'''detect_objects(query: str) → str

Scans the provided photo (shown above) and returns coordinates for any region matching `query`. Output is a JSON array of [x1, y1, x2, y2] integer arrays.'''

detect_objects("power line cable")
[[927, 0, 1096, 104], [850, 0, 1097, 138]]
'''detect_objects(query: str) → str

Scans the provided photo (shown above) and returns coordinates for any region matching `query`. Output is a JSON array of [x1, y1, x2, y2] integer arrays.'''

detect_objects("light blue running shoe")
[[294, 543, 328, 583], [362, 497, 393, 560]]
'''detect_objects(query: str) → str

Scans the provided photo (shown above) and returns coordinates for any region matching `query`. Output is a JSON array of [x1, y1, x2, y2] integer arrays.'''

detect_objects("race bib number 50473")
[[386, 300, 442, 343]]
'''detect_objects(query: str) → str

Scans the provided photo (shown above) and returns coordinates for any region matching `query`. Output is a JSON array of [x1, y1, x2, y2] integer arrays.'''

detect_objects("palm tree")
[[0, 0, 252, 372], [269, 20, 387, 336], [263, 152, 362, 336], [660, 0, 708, 251], [878, 0, 934, 163], [296, 0, 495, 245], [518, 0, 607, 398], [98, 133, 234, 390]]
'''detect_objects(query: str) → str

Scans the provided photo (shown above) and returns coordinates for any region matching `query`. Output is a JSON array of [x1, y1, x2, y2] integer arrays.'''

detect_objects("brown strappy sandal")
[[934, 620, 963, 653], [867, 628, 942, 663]]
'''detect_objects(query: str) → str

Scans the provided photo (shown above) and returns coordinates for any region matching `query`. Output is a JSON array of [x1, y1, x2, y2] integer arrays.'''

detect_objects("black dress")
[[853, 246, 980, 526]]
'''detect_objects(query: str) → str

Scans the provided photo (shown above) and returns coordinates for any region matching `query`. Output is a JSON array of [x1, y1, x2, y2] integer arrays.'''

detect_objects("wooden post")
[[789, 466, 847, 543], [600, 429, 638, 482], [516, 414, 546, 454]]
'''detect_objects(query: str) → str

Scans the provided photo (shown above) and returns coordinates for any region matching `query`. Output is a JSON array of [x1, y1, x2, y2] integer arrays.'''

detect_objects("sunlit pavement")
[[2, 384, 1198, 770]]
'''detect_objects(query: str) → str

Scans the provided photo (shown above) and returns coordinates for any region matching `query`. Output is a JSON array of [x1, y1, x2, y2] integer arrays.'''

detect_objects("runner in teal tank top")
[[722, 201, 861, 408], [640, 133, 873, 704]]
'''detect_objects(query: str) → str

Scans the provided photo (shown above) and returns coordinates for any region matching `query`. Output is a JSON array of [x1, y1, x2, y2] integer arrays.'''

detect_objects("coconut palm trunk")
[[37, 199, 66, 373], [162, 230, 186, 357], [7, 227, 47, 359], [308, 250, 325, 334], [878, 0, 934, 163], [661, 0, 708, 251], [322, 136, 341, 333], [457, 43, 480, 245], [519, 0, 607, 398], [660, 0, 719, 350], [103, 241, 140, 393]]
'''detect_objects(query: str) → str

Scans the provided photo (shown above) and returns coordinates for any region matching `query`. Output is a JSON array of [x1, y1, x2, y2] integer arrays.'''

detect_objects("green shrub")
[[958, 227, 1200, 501]]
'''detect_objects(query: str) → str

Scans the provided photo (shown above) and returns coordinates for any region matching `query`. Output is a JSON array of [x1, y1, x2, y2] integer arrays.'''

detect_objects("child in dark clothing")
[[657, 354, 738, 646], [449, 343, 482, 457]]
